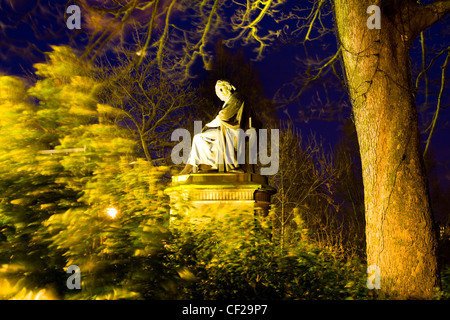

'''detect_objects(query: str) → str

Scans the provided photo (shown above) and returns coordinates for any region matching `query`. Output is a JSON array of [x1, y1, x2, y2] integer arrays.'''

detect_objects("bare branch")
[[415, 46, 450, 92], [409, 0, 450, 36], [136, 0, 160, 66], [423, 50, 449, 156]]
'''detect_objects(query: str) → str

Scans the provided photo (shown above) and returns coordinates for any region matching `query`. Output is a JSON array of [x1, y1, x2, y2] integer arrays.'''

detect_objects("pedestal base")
[[164, 173, 276, 224]]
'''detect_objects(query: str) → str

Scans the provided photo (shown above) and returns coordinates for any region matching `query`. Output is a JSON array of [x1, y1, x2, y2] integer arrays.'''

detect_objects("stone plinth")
[[164, 173, 276, 224]]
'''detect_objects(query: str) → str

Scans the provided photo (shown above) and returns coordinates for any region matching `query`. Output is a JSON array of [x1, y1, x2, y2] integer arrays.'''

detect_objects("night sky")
[[1, 0, 449, 216]]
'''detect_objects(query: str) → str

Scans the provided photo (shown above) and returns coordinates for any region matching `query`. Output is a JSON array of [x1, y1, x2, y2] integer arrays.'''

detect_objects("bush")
[[2, 157, 370, 299], [159, 209, 369, 300]]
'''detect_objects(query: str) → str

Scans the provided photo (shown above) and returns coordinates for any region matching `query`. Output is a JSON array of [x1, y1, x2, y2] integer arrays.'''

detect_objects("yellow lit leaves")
[[0, 266, 58, 300], [97, 103, 126, 118], [34, 47, 81, 80], [10, 198, 31, 206], [0, 278, 57, 300], [177, 267, 197, 281], [0, 76, 28, 102]]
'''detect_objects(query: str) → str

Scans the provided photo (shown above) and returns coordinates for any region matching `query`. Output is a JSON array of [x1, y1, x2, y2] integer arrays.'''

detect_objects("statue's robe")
[[187, 92, 257, 172]]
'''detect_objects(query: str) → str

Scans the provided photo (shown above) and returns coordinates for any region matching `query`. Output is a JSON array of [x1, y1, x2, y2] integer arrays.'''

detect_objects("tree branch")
[[423, 51, 449, 157], [409, 0, 450, 36]]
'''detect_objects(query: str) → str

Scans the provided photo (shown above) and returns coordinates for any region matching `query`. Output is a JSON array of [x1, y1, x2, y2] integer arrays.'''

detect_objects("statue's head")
[[215, 80, 236, 102]]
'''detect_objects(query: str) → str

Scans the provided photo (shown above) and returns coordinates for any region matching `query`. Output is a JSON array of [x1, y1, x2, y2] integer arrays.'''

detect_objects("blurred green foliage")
[[163, 211, 369, 300], [0, 46, 447, 300]]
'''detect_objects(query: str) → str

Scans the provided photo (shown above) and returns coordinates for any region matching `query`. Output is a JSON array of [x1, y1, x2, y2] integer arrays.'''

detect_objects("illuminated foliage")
[[0, 46, 138, 298], [44, 159, 171, 299], [157, 211, 368, 300], [0, 0, 448, 300], [0, 75, 69, 294], [0, 69, 368, 299]]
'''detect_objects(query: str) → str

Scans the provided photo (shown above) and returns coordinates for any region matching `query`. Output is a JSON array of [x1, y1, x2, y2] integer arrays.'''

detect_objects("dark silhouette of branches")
[[269, 122, 365, 256], [97, 50, 198, 163]]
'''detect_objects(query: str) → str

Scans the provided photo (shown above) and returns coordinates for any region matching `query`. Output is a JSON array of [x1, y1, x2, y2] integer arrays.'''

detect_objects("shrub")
[[162, 209, 369, 300]]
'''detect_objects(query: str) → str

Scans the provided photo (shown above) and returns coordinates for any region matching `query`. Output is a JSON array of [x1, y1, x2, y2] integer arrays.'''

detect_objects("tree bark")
[[334, 0, 444, 299]]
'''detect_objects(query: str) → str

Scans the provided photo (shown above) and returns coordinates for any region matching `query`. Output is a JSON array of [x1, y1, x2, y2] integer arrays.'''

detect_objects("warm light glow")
[[106, 206, 118, 219], [173, 175, 189, 183]]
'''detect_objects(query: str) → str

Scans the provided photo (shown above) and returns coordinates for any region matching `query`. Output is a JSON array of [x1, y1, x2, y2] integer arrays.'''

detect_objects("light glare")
[[106, 206, 118, 219]]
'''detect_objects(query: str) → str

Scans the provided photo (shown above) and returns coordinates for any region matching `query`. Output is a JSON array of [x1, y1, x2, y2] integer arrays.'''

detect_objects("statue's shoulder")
[[232, 91, 244, 99], [230, 91, 246, 104]]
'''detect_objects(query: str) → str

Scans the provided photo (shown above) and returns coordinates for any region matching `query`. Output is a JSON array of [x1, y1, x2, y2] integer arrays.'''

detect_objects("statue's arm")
[[204, 116, 221, 129]]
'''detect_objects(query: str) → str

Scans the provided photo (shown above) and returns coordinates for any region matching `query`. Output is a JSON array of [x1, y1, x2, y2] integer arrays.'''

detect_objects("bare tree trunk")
[[334, 0, 449, 299]]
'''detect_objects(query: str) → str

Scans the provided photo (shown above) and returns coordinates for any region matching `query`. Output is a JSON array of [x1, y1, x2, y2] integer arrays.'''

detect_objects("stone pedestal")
[[164, 173, 276, 224]]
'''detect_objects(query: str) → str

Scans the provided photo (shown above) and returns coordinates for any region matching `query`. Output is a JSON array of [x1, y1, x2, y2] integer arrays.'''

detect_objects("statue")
[[169, 80, 276, 220], [180, 80, 257, 175]]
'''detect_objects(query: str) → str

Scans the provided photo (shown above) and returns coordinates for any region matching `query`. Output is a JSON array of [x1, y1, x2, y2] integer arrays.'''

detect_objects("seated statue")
[[180, 80, 258, 175]]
